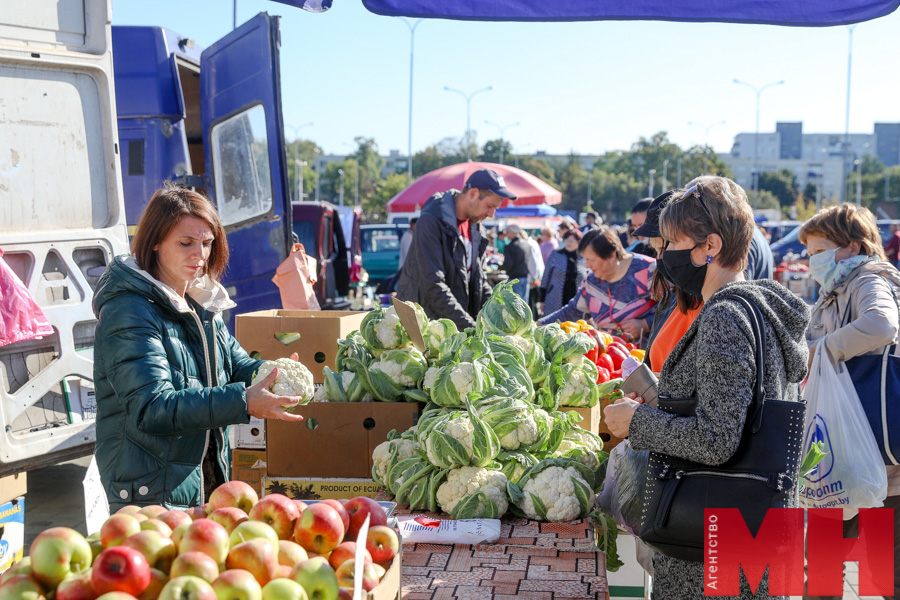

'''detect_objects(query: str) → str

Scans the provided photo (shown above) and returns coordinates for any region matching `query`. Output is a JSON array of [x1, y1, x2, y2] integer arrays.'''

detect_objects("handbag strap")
[[719, 294, 767, 434]]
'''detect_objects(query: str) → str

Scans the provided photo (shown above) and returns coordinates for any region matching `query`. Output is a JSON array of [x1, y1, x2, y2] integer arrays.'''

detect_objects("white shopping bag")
[[800, 341, 887, 509]]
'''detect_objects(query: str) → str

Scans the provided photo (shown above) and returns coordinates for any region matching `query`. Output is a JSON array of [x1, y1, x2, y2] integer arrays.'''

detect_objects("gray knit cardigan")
[[629, 280, 811, 600]]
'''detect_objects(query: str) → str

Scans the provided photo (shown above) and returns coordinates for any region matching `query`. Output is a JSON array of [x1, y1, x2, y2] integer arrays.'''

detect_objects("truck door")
[[200, 13, 291, 325]]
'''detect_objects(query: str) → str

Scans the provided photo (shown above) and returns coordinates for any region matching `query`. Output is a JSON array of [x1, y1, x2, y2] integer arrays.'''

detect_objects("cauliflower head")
[[312, 386, 327, 403], [557, 362, 598, 407], [448, 362, 477, 400], [375, 307, 403, 348], [436, 467, 509, 518], [423, 367, 439, 390], [372, 437, 419, 483], [521, 465, 588, 522], [425, 414, 474, 466], [370, 348, 427, 388], [499, 417, 539, 451], [252, 358, 314, 402]]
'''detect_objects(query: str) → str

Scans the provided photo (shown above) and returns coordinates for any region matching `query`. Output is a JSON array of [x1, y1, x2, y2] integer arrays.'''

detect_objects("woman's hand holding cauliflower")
[[248, 354, 313, 421]]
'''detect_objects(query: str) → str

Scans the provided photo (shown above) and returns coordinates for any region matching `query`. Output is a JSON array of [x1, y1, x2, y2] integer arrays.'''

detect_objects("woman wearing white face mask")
[[799, 203, 900, 600]]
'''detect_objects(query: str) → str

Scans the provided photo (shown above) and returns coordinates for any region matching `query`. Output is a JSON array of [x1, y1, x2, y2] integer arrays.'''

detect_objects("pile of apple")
[[0, 481, 399, 600]]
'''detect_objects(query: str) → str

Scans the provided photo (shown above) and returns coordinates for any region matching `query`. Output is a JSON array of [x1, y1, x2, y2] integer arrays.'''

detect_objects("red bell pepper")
[[596, 353, 614, 373], [597, 366, 611, 384], [610, 368, 623, 380], [612, 335, 629, 347], [584, 339, 600, 364], [585, 329, 608, 355], [606, 344, 629, 370]]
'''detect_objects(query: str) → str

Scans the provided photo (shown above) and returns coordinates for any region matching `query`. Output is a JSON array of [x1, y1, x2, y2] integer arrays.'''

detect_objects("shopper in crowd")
[[687, 175, 774, 280], [397, 168, 514, 329], [624, 198, 656, 257], [604, 176, 810, 599], [92, 184, 304, 510], [580, 211, 601, 234], [499, 224, 531, 300], [398, 217, 417, 268], [538, 226, 656, 340], [523, 229, 545, 316], [539, 228, 587, 316], [799, 203, 900, 600], [632, 190, 704, 373], [885, 223, 900, 268], [539, 226, 559, 263]]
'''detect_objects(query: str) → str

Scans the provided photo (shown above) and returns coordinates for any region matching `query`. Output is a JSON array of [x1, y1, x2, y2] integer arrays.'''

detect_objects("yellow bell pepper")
[[630, 349, 646, 361]]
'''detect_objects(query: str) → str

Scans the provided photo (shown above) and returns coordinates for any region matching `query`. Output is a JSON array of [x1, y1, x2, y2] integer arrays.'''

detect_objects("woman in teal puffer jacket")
[[92, 184, 304, 510]]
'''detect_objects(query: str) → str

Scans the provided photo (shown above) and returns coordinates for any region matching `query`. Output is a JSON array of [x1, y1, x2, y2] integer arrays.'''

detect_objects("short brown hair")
[[578, 226, 625, 260], [659, 176, 754, 272], [132, 183, 229, 281], [798, 203, 886, 261], [563, 228, 583, 242]]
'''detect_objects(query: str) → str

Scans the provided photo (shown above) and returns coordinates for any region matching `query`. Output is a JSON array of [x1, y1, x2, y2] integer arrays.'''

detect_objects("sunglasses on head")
[[680, 184, 714, 221]]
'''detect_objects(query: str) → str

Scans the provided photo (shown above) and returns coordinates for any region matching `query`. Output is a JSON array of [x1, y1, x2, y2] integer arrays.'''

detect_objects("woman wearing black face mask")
[[603, 177, 811, 600], [634, 190, 704, 373]]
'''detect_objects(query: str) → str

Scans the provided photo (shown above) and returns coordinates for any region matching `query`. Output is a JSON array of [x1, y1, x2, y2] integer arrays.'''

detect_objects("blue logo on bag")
[[804, 414, 834, 483]]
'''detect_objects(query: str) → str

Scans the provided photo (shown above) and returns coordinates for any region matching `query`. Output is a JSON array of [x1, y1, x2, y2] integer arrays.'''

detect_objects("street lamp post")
[[295, 160, 308, 203], [662, 159, 669, 191], [444, 85, 493, 161], [286, 122, 314, 202], [513, 143, 531, 169], [648, 169, 657, 197], [688, 120, 726, 173], [844, 25, 857, 203], [733, 79, 785, 208], [338, 169, 345, 206], [314, 148, 322, 202], [484, 120, 520, 164], [855, 159, 862, 205], [400, 19, 422, 177], [677, 156, 683, 188]]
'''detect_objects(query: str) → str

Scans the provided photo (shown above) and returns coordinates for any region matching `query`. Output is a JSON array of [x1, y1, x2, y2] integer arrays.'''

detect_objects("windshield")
[[362, 228, 404, 252]]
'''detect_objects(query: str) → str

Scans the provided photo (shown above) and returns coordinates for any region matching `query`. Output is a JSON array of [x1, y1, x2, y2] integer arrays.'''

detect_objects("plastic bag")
[[800, 341, 887, 510], [597, 439, 649, 535], [0, 248, 54, 348], [272, 243, 321, 310], [396, 515, 501, 544]]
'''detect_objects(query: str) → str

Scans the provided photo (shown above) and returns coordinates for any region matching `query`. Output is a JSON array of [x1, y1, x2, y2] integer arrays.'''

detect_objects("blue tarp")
[[496, 203, 558, 217], [360, 0, 899, 26]]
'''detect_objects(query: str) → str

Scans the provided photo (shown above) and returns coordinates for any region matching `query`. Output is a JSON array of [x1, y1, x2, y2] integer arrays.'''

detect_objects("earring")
[[705, 255, 714, 264]]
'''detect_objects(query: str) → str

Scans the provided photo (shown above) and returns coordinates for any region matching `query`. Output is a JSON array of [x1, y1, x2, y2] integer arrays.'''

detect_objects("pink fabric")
[[0, 248, 54, 347]]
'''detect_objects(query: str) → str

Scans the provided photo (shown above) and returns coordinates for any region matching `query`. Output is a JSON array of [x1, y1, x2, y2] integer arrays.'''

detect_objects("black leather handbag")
[[637, 295, 806, 562]]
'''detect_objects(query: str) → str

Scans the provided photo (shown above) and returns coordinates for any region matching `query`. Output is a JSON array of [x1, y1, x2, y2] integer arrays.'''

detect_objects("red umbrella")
[[386, 162, 561, 213]]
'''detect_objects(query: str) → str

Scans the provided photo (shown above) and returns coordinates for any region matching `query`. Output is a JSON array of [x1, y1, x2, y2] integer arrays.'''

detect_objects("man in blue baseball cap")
[[397, 168, 517, 329]]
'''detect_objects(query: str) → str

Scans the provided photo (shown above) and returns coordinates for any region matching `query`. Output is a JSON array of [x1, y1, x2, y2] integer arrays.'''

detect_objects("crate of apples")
[[0, 481, 400, 600]]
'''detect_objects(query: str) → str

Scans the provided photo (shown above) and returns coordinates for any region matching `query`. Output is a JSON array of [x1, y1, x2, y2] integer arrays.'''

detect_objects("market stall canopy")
[[495, 203, 557, 217], [386, 162, 562, 213], [361, 0, 898, 25]]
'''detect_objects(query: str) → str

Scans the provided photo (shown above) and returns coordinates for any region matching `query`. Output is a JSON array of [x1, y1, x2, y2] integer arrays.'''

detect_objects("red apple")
[[0, 556, 33, 585], [206, 481, 258, 514], [364, 526, 399, 564], [292, 500, 308, 514], [137, 569, 168, 600], [136, 506, 166, 519], [138, 519, 172, 537], [101, 515, 142, 550], [0, 574, 45, 600], [157, 576, 216, 600], [157, 511, 193, 531], [262, 578, 306, 600], [328, 542, 370, 571], [293, 505, 344, 555], [342, 498, 386, 542], [30, 527, 93, 589], [278, 540, 308, 568], [170, 524, 190, 551], [91, 547, 151, 597], [318, 501, 349, 535], [229, 521, 280, 554], [337, 588, 352, 600], [87, 535, 104, 562], [185, 507, 207, 521], [122, 531, 176, 573], [169, 552, 219, 583], [334, 559, 378, 592], [115, 506, 142, 516], [249, 494, 300, 540], [226, 538, 278, 585], [55, 572, 96, 600], [178, 519, 230, 565], [208, 507, 248, 534], [290, 557, 338, 600], [211, 570, 262, 599], [275, 565, 294, 580]]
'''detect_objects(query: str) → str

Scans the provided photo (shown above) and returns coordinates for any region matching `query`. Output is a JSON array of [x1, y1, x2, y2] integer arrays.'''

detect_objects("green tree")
[[412, 145, 446, 177], [364, 173, 410, 222], [286, 139, 321, 202], [758, 169, 799, 207], [480, 138, 513, 165], [514, 157, 557, 188], [346, 137, 385, 203], [556, 155, 590, 213], [753, 190, 781, 211]]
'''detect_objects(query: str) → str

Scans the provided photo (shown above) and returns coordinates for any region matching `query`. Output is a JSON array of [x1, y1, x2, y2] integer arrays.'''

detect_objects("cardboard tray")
[[266, 402, 423, 478], [231, 449, 267, 495], [235, 310, 367, 383], [261, 476, 382, 501]]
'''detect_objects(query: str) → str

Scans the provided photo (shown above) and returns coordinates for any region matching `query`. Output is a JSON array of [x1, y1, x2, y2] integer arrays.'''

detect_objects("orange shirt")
[[649, 303, 704, 373]]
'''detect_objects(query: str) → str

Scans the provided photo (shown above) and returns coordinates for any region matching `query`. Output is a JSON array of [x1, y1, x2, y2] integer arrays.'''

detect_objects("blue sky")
[[111, 1, 900, 157]]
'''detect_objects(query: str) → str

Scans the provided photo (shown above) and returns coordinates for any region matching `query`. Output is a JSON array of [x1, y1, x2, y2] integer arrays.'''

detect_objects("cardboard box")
[[235, 310, 367, 383], [231, 449, 267, 495], [0, 473, 26, 505], [266, 402, 423, 478], [262, 476, 382, 501], [560, 405, 601, 435], [369, 550, 401, 600], [230, 417, 266, 449], [0, 498, 25, 574]]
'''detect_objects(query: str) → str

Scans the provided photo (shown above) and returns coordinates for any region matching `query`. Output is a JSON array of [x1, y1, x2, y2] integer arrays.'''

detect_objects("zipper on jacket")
[[188, 308, 216, 505]]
